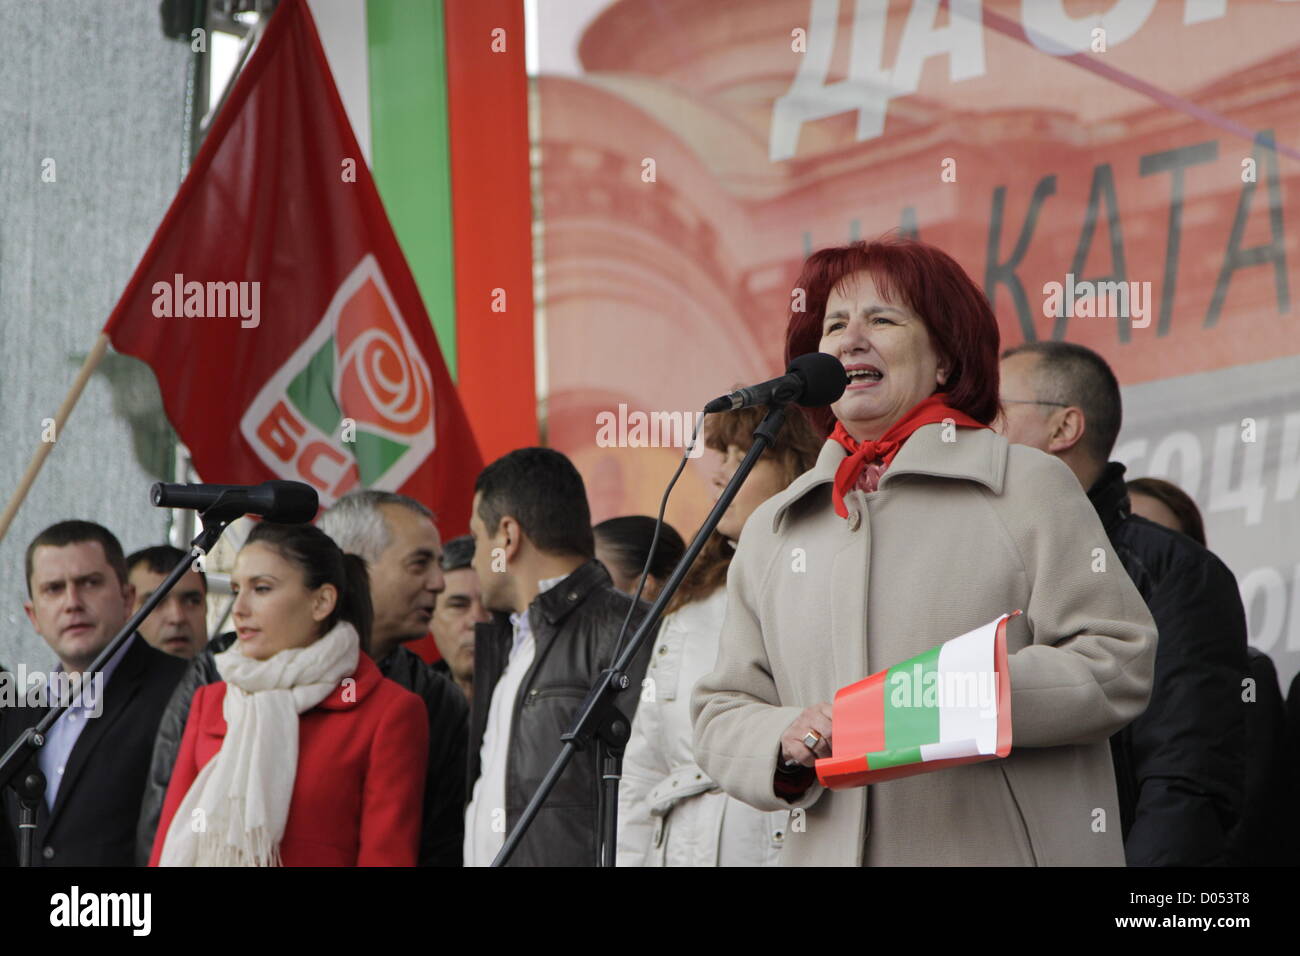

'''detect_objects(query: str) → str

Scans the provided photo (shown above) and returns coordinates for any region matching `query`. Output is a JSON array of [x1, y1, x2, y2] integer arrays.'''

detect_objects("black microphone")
[[703, 352, 848, 414], [150, 480, 319, 523]]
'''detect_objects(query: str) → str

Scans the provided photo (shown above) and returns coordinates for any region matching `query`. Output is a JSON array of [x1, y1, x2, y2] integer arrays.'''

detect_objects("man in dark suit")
[[1, 521, 185, 866]]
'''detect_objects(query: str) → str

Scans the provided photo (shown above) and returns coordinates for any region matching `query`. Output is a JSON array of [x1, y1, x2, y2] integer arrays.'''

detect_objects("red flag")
[[104, 0, 481, 534]]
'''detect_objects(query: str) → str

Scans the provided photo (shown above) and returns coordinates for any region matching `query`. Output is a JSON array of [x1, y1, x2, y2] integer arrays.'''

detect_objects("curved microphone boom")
[[703, 352, 848, 414], [150, 480, 319, 523]]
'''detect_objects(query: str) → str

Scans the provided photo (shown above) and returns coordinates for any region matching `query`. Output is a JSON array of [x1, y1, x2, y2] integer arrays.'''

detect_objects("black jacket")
[[1090, 462, 1249, 866], [1, 635, 186, 866], [376, 644, 469, 866], [1224, 648, 1293, 865], [134, 633, 228, 865], [1287, 670, 1300, 861], [467, 560, 652, 867], [135, 634, 468, 866]]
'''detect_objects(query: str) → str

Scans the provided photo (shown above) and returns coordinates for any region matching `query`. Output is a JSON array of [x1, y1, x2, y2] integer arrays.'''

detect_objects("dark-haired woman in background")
[[150, 523, 428, 866], [1125, 477, 1207, 546], [594, 516, 687, 603], [618, 406, 822, 866]]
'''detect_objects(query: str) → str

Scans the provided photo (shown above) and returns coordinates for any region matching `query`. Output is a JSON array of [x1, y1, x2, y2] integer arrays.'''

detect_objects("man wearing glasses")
[[996, 341, 1249, 867]]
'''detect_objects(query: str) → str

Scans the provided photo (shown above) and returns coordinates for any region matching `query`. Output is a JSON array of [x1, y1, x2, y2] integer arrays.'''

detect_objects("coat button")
[[567, 591, 578, 602], [42, 846, 54, 860], [847, 511, 861, 531]]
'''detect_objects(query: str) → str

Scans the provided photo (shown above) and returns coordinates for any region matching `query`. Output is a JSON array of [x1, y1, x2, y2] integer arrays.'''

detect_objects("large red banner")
[[105, 0, 481, 534], [536, 0, 1300, 683]]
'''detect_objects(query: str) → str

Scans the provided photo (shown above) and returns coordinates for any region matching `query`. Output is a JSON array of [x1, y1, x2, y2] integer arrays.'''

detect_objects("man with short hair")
[[998, 341, 1249, 866], [1, 521, 185, 866], [135, 490, 469, 866], [464, 448, 652, 867], [126, 545, 208, 659], [430, 535, 486, 702]]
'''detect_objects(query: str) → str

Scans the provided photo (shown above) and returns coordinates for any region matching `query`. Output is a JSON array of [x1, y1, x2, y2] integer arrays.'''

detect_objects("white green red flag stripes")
[[309, 0, 537, 463], [816, 612, 1016, 790]]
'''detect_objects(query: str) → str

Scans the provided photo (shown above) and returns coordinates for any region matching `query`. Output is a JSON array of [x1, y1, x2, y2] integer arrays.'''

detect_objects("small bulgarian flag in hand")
[[815, 612, 1017, 790]]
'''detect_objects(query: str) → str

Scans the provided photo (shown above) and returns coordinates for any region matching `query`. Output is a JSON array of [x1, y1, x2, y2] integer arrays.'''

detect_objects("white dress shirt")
[[464, 575, 566, 867]]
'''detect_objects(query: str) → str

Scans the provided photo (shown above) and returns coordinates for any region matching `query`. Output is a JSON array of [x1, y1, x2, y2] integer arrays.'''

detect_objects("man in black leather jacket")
[[1000, 343, 1249, 866], [464, 448, 652, 867], [136, 491, 469, 866]]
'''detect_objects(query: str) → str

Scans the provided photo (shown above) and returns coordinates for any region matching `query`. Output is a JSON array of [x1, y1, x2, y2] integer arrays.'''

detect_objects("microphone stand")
[[15, 769, 45, 867], [493, 403, 789, 866], [0, 511, 234, 860]]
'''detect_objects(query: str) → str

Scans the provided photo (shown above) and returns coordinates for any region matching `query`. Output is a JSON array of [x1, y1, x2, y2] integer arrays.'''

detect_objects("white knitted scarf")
[[158, 622, 359, 867]]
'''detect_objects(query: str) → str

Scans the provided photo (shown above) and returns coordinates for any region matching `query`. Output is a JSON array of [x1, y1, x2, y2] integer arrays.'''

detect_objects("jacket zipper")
[[523, 684, 589, 705]]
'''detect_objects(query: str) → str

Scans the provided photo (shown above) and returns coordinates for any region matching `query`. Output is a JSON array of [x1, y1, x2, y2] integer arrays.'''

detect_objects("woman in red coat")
[[151, 522, 428, 867]]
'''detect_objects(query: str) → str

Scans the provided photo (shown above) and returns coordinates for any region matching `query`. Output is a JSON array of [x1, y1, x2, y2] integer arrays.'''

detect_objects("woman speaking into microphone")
[[691, 236, 1157, 866]]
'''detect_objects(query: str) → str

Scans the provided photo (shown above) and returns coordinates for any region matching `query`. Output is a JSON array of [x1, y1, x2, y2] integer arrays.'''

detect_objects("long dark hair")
[[667, 405, 823, 614], [593, 516, 687, 584], [244, 522, 373, 654]]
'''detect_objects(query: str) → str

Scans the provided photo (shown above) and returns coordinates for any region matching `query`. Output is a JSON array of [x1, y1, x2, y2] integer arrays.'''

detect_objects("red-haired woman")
[[617, 405, 821, 866], [692, 236, 1158, 866]]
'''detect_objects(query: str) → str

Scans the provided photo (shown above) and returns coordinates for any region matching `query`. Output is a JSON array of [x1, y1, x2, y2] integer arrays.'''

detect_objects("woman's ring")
[[802, 731, 823, 750]]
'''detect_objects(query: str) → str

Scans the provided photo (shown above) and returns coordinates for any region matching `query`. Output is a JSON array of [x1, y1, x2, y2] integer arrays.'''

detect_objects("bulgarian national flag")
[[104, 0, 481, 533], [816, 612, 1016, 790]]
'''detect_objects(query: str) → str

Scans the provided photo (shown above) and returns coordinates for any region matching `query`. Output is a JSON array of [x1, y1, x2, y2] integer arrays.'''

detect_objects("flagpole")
[[0, 332, 111, 546]]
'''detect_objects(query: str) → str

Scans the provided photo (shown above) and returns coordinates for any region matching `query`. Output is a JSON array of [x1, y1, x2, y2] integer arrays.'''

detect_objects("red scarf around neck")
[[829, 392, 988, 517]]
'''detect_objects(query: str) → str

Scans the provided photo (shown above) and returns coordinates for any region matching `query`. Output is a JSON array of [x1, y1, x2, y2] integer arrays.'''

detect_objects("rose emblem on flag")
[[334, 271, 433, 439], [239, 255, 438, 500]]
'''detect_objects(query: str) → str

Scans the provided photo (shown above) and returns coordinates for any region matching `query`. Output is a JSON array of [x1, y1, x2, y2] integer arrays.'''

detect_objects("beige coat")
[[691, 424, 1157, 866]]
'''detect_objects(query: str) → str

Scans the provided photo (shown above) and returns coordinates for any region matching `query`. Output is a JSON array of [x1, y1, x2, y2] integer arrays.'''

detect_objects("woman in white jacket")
[[617, 404, 822, 866]]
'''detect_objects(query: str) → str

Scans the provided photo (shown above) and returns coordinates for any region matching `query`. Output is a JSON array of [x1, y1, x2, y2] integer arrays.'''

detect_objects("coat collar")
[[317, 650, 381, 710], [530, 559, 614, 628], [473, 560, 618, 681], [200, 650, 381, 736], [1086, 460, 1131, 536], [771, 423, 1008, 532]]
